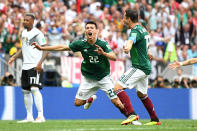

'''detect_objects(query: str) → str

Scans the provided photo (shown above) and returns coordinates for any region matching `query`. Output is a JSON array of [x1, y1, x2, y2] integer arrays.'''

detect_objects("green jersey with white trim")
[[128, 25, 151, 75], [69, 39, 112, 80]]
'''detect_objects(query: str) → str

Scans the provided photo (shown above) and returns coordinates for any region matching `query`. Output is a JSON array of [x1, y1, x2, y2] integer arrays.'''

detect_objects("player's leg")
[[114, 68, 140, 125], [114, 84, 140, 125], [31, 87, 45, 123], [74, 98, 86, 106], [99, 74, 140, 125], [75, 76, 98, 109], [136, 75, 161, 125], [28, 68, 45, 123], [110, 98, 142, 125], [114, 83, 136, 117], [83, 94, 97, 109], [115, 68, 153, 125], [17, 70, 34, 123]]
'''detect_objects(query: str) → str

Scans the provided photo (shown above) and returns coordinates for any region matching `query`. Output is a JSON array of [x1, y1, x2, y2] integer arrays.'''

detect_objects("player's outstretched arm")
[[168, 58, 197, 69], [168, 61, 181, 69], [32, 42, 71, 51], [94, 44, 117, 61]]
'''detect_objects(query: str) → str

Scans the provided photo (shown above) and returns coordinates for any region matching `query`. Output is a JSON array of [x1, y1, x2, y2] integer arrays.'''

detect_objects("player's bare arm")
[[124, 40, 133, 54], [181, 58, 197, 66], [168, 61, 180, 69], [168, 58, 197, 70], [94, 44, 117, 61], [8, 49, 22, 66], [148, 51, 153, 60], [35, 44, 49, 73], [32, 42, 71, 51]]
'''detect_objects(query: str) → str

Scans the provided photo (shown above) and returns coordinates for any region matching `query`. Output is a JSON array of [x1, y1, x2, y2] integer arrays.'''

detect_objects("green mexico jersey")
[[69, 39, 112, 80], [128, 25, 151, 75]]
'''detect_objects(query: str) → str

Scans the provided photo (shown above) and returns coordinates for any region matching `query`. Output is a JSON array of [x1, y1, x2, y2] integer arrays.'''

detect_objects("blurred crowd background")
[[0, 0, 197, 88]]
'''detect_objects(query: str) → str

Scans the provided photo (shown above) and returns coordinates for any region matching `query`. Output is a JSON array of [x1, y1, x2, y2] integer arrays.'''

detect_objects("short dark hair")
[[25, 13, 35, 20], [125, 9, 138, 22], [85, 21, 98, 29]]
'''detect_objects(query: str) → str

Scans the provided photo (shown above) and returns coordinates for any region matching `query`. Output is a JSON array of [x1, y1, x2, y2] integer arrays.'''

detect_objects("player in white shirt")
[[8, 13, 48, 123]]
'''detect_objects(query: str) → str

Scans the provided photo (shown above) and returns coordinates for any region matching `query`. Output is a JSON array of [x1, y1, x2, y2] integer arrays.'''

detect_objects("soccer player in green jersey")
[[114, 9, 161, 125], [32, 21, 133, 119]]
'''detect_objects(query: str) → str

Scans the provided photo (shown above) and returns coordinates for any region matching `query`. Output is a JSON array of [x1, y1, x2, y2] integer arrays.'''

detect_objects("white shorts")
[[118, 67, 149, 94], [75, 75, 117, 100]]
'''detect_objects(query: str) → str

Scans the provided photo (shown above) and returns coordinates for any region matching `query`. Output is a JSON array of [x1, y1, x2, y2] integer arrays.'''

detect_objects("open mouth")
[[88, 32, 92, 36]]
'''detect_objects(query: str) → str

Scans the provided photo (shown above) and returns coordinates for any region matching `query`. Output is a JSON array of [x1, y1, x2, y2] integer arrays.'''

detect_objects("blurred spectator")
[[9, 39, 21, 56], [179, 45, 189, 61], [163, 20, 176, 44], [66, 3, 77, 23], [180, 77, 191, 88], [163, 79, 172, 88], [187, 44, 197, 58], [191, 77, 197, 88], [106, 32, 117, 51], [164, 41, 178, 63], [153, 76, 164, 88], [173, 68, 184, 82], [0, 72, 16, 86], [172, 78, 181, 88], [178, 20, 194, 46]]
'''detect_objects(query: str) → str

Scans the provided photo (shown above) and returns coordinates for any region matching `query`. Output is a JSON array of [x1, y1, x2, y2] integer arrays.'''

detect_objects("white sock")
[[22, 89, 33, 119], [31, 87, 44, 118]]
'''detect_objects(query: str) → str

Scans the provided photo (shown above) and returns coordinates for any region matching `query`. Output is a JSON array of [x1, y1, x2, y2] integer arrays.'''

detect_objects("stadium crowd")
[[0, 0, 197, 88]]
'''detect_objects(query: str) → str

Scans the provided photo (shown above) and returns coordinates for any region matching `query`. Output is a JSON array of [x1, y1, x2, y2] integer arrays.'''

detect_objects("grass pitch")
[[0, 119, 197, 131]]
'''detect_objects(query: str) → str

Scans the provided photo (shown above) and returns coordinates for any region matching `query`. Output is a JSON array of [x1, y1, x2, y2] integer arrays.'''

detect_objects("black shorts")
[[21, 68, 43, 90]]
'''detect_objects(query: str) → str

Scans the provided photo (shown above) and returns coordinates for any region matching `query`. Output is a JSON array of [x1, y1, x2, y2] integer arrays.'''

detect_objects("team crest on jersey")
[[22, 37, 27, 43]]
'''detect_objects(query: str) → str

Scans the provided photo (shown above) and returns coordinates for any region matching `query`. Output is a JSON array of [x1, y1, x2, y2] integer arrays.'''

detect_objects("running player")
[[114, 9, 161, 125]]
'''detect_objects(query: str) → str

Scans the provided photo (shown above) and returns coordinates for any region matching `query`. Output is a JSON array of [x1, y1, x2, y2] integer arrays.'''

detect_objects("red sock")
[[116, 90, 135, 117], [141, 97, 159, 122], [87, 97, 93, 103]]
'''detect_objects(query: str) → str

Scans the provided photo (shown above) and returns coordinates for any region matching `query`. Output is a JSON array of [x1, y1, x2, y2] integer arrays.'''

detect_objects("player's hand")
[[148, 52, 153, 60], [32, 42, 42, 50], [123, 45, 130, 54], [35, 64, 42, 73], [8, 57, 15, 66], [168, 61, 181, 70], [94, 44, 105, 55]]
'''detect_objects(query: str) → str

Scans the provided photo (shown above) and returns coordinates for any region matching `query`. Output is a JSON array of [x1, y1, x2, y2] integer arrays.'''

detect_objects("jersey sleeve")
[[69, 40, 83, 52], [103, 41, 112, 53], [36, 33, 47, 46], [128, 30, 141, 44]]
